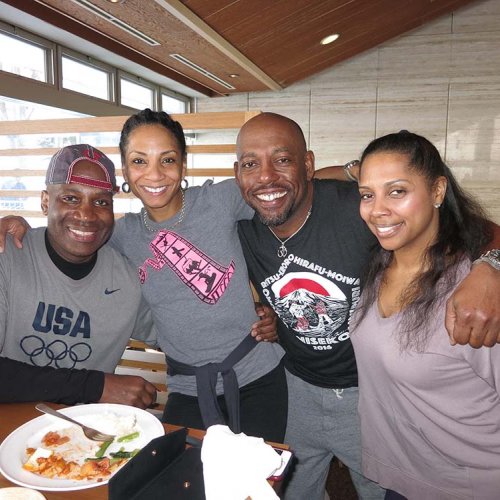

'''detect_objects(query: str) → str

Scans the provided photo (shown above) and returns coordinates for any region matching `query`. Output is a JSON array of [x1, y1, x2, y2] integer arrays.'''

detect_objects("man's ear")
[[305, 150, 315, 180], [41, 190, 49, 216], [233, 160, 240, 185]]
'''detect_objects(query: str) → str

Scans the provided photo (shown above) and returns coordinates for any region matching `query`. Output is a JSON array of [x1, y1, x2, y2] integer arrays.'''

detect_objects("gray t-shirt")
[[0, 228, 154, 372], [111, 179, 283, 395]]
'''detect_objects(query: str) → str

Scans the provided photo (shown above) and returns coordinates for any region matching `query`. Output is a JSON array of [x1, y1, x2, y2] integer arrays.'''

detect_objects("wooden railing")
[[0, 110, 260, 220]]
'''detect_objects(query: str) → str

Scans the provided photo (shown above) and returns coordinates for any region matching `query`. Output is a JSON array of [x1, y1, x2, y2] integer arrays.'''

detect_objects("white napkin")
[[201, 425, 282, 500]]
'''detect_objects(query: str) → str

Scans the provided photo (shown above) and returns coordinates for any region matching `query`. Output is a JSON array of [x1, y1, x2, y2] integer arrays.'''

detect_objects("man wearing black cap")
[[0, 144, 157, 407]]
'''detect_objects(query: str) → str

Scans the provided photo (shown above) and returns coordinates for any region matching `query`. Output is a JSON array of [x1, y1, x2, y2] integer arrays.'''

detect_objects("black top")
[[45, 229, 97, 279], [0, 356, 104, 404], [238, 179, 377, 388]]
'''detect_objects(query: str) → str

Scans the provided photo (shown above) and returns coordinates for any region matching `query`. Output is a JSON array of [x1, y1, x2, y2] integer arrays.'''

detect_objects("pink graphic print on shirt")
[[139, 230, 234, 304]]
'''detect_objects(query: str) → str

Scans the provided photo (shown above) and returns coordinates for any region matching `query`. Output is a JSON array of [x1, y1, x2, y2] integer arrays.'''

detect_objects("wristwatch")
[[472, 249, 500, 271], [343, 160, 360, 182]]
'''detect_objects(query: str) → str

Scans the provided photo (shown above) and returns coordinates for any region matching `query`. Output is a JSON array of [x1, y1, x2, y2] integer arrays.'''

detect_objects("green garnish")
[[110, 448, 140, 459], [95, 440, 113, 458], [117, 431, 140, 443]]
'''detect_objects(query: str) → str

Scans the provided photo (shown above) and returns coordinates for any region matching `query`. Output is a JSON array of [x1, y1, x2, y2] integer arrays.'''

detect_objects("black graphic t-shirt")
[[238, 180, 377, 388]]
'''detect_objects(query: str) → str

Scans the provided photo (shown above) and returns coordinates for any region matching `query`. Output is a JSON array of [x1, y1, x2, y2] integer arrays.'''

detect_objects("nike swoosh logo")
[[105, 288, 121, 295]]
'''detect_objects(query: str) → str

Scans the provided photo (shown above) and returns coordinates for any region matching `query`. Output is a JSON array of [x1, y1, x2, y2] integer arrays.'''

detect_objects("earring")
[[181, 178, 189, 190], [122, 182, 131, 193], [434, 203, 441, 208]]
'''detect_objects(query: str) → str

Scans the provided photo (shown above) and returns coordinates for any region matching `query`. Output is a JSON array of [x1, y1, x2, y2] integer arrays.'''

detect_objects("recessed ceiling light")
[[229, 74, 239, 78], [320, 33, 340, 45]]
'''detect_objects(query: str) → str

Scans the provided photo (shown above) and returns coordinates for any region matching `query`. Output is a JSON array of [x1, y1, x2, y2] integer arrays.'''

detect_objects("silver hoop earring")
[[181, 178, 189, 190], [434, 203, 441, 208], [122, 182, 131, 193]]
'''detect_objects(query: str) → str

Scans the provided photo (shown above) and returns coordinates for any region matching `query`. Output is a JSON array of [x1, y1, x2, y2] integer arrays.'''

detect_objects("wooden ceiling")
[[3, 0, 479, 97]]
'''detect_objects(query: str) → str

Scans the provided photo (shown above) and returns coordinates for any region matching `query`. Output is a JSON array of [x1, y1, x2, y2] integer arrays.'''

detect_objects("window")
[[1, 23, 191, 113], [61, 51, 113, 101], [161, 92, 189, 114], [0, 27, 53, 83], [120, 75, 155, 110]]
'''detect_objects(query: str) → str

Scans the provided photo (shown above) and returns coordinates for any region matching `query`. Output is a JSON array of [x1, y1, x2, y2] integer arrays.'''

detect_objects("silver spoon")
[[35, 403, 115, 442]]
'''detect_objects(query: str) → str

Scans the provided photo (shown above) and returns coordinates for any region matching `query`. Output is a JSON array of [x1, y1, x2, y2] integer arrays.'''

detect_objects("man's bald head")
[[236, 112, 307, 154], [234, 112, 315, 234]]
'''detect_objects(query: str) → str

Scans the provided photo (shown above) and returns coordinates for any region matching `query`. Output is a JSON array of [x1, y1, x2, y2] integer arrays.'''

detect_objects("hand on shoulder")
[[0, 215, 31, 252]]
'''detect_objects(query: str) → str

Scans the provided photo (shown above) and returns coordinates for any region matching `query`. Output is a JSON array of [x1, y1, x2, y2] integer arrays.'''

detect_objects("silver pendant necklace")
[[268, 208, 312, 258], [142, 188, 186, 232]]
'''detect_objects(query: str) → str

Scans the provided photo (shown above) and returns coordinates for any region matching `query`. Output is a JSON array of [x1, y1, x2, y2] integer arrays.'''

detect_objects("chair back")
[[115, 340, 168, 407]]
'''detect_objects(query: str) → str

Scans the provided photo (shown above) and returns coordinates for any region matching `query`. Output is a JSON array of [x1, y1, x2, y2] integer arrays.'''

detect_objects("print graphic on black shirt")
[[260, 259, 360, 351], [273, 272, 348, 336]]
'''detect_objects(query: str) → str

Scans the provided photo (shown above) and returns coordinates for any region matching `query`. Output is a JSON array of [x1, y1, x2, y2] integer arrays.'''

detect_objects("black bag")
[[108, 427, 205, 500]]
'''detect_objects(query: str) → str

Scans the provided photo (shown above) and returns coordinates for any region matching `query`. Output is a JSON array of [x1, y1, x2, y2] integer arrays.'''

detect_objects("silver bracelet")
[[343, 160, 359, 182], [472, 249, 500, 271]]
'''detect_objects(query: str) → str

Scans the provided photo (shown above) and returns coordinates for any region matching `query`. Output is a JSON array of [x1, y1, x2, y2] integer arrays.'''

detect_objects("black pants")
[[162, 361, 287, 443]]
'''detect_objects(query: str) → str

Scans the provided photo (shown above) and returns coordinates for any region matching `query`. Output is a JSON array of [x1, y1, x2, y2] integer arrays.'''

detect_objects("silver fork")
[[35, 403, 115, 442]]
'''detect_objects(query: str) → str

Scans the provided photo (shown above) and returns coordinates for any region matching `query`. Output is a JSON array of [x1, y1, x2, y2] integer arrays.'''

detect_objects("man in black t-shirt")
[[235, 113, 383, 500], [234, 113, 500, 500]]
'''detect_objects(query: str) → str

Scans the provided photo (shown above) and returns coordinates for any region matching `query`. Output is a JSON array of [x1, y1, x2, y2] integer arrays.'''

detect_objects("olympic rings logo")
[[20, 335, 92, 369]]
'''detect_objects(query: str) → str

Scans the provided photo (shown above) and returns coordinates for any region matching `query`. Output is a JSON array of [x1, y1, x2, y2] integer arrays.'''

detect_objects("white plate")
[[0, 487, 46, 499], [0, 404, 164, 491]]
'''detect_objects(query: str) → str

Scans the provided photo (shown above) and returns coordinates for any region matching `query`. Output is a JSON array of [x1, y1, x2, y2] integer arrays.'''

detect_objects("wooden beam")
[[153, 0, 282, 91], [0, 168, 235, 178], [0, 144, 236, 156], [0, 210, 129, 219], [188, 144, 235, 154], [0, 190, 42, 198], [0, 147, 118, 157], [0, 111, 261, 134], [186, 168, 234, 177], [0, 210, 43, 218]]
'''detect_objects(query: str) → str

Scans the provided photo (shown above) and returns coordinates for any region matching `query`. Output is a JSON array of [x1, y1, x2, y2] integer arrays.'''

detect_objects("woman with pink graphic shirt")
[[111, 109, 286, 442]]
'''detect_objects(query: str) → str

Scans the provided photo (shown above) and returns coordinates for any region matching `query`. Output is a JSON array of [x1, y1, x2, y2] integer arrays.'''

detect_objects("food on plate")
[[22, 412, 141, 481]]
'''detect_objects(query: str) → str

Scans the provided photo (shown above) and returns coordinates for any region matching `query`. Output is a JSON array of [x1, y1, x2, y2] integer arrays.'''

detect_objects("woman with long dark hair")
[[351, 131, 500, 499]]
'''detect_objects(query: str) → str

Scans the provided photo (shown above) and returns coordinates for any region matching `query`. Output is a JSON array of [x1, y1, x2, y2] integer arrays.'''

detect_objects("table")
[[0, 403, 286, 499]]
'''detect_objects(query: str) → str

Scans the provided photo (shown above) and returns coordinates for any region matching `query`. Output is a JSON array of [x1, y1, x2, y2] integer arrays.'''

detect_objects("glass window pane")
[[162, 94, 187, 114], [0, 33, 47, 82], [120, 79, 154, 109], [62, 56, 110, 100]]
